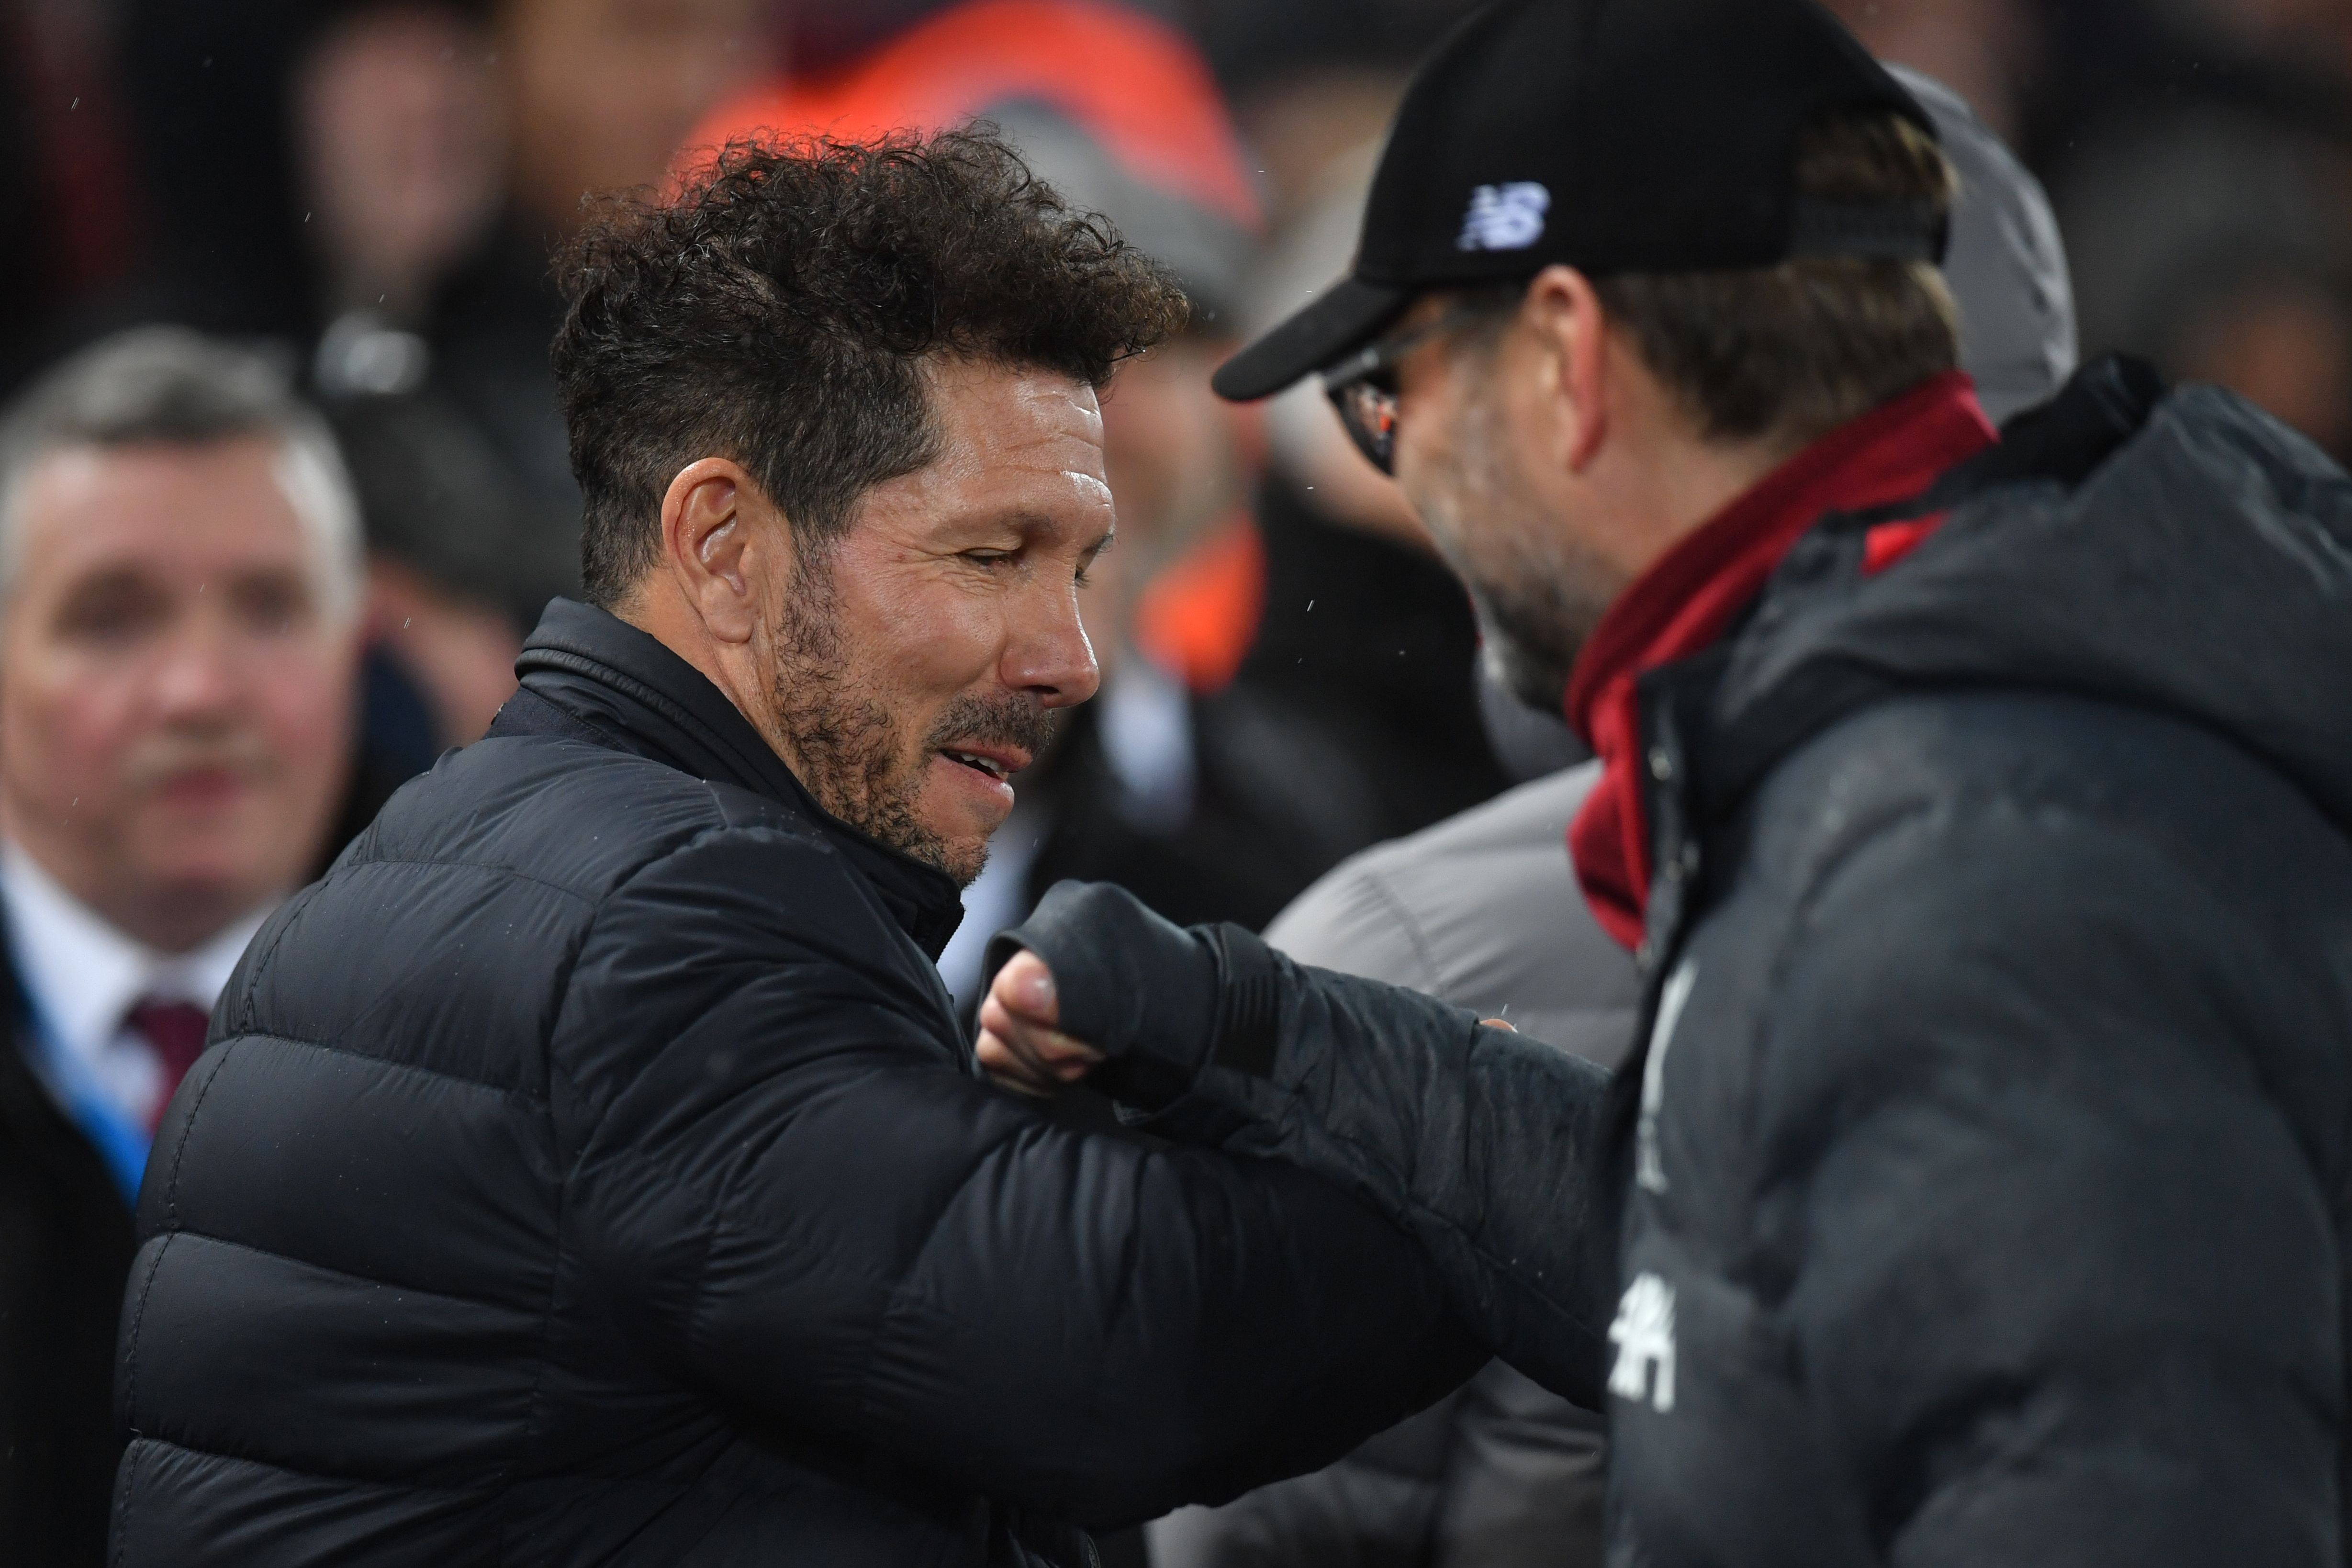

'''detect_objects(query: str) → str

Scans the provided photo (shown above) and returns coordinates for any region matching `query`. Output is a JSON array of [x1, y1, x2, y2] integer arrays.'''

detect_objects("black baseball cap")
[[1211, 0, 1939, 402]]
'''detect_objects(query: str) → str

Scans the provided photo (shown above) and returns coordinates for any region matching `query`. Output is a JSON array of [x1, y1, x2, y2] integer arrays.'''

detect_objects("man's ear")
[[1523, 265, 1612, 474], [658, 458, 780, 646]]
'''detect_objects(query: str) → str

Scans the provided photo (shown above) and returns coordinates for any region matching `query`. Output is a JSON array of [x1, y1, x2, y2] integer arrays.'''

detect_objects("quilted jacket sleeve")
[[997, 882, 1620, 1409], [555, 827, 1481, 1531]]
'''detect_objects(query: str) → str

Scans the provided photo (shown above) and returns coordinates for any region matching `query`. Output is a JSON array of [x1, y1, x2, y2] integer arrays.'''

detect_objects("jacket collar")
[[507, 599, 967, 960], [1561, 372, 1997, 949]]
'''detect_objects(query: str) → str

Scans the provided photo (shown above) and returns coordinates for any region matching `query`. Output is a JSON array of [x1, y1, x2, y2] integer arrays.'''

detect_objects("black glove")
[[984, 881, 1280, 1109]]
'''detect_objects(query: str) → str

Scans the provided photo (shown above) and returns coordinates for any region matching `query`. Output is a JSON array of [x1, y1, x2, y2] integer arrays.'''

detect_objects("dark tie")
[[127, 999, 213, 1133]]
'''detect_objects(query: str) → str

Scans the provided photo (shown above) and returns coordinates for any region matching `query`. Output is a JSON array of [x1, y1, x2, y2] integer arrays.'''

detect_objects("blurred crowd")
[[9, 0, 2352, 933], [3, 0, 2352, 1563], [10, 0, 2352, 907]]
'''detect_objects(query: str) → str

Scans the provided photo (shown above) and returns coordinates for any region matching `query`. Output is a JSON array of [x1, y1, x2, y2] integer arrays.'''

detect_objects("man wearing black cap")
[[979, 0, 2352, 1560]]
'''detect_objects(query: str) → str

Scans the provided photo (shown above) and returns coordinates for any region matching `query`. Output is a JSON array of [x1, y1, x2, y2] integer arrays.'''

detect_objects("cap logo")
[[1457, 182, 1551, 252]]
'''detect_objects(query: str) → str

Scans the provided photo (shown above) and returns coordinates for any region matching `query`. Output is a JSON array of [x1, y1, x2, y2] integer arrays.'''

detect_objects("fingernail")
[[1014, 964, 1056, 1015]]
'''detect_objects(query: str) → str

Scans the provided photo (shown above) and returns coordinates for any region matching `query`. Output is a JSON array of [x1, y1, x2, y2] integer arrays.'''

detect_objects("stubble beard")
[[1418, 381, 1621, 716], [1466, 564, 1613, 715], [767, 547, 1058, 889]]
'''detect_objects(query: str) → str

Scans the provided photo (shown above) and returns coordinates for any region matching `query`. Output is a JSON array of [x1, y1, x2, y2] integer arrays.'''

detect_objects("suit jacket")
[[0, 944, 136, 1567]]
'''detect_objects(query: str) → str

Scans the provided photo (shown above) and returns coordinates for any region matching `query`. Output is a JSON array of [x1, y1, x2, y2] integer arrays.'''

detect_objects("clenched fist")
[[976, 949, 1106, 1096]]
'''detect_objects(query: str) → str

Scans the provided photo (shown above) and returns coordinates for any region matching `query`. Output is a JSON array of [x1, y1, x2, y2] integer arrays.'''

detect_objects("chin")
[[1481, 637, 1568, 716], [138, 795, 280, 868], [909, 819, 992, 890], [132, 823, 265, 882], [908, 797, 1004, 892], [1468, 592, 1579, 715], [939, 838, 990, 891], [139, 852, 268, 898]]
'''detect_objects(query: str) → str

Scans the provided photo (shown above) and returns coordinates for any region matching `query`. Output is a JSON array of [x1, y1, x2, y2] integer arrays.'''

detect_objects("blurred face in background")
[[0, 439, 360, 952], [1818, 0, 2034, 141], [1095, 333, 1248, 661], [498, 0, 769, 230], [2174, 274, 2352, 458], [1244, 136, 1434, 554], [296, 0, 505, 318]]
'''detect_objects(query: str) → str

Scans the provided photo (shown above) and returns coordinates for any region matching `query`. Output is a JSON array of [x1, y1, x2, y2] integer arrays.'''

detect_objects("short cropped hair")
[[0, 326, 366, 618], [553, 128, 1191, 607], [1590, 112, 1960, 447]]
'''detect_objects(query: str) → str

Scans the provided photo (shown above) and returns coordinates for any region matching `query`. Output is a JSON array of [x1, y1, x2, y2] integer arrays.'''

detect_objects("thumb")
[[996, 950, 1060, 1026]]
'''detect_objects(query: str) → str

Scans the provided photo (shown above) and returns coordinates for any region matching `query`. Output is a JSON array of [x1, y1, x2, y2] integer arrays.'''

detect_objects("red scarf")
[[1564, 372, 1996, 950]]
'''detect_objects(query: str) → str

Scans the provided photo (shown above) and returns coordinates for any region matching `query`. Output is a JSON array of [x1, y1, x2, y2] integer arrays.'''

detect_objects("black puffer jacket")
[[112, 601, 1475, 1567], [1002, 364, 2352, 1565]]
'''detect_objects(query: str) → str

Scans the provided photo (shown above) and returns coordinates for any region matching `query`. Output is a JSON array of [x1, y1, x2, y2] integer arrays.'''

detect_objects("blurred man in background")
[[418, 0, 769, 624], [286, 0, 532, 752], [299, 0, 772, 668], [50, 0, 773, 752], [0, 327, 361, 1567], [293, 0, 504, 328]]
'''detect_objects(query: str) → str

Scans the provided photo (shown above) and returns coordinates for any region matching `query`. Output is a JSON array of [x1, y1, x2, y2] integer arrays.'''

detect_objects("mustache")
[[924, 691, 1061, 763], [121, 731, 276, 791]]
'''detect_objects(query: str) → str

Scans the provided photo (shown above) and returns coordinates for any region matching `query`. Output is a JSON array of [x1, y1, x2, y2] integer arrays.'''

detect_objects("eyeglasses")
[[1320, 301, 1484, 476]]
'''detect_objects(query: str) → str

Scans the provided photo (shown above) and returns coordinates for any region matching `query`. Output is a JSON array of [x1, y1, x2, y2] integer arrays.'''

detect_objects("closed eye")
[[1077, 532, 1112, 591]]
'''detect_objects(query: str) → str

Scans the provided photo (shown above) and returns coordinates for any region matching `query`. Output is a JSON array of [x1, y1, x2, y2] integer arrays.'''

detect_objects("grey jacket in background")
[[1890, 66, 2077, 424], [1263, 765, 1636, 1069], [1152, 767, 1634, 1568]]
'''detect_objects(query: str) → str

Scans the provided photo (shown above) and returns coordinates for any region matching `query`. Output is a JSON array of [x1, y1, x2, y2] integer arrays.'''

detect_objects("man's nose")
[[151, 611, 245, 718], [1005, 582, 1102, 708]]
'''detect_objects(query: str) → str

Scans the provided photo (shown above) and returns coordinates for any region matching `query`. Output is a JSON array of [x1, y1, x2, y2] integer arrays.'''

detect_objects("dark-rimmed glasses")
[[1320, 301, 1485, 476]]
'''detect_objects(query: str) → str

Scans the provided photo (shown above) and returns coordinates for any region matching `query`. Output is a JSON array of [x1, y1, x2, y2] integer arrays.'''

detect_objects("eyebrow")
[[985, 507, 1113, 546]]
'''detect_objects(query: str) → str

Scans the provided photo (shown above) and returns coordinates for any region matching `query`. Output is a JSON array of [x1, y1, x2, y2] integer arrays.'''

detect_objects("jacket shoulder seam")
[[349, 854, 604, 909], [116, 1428, 512, 1498], [209, 1030, 546, 1106]]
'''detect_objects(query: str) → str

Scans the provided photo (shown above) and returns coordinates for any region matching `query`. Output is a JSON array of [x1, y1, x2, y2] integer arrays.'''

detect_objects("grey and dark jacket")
[[111, 599, 1477, 1568], [1002, 361, 2352, 1565]]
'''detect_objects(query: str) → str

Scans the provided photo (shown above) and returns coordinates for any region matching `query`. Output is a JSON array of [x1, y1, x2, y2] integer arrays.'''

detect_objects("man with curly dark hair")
[[105, 131, 1477, 1568]]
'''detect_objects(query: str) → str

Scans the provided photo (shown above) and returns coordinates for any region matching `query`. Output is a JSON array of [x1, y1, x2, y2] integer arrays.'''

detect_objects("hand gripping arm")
[[986, 881, 1619, 1405]]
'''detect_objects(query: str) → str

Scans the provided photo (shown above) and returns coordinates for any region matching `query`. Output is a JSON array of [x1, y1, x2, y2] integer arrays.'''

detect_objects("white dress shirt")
[[1, 840, 269, 1133]]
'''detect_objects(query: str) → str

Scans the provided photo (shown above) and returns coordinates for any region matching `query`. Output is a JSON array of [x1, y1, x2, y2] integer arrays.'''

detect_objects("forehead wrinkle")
[[894, 362, 1109, 537], [918, 412, 1103, 494], [972, 411, 1102, 466], [998, 362, 1102, 429], [930, 362, 1102, 453]]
